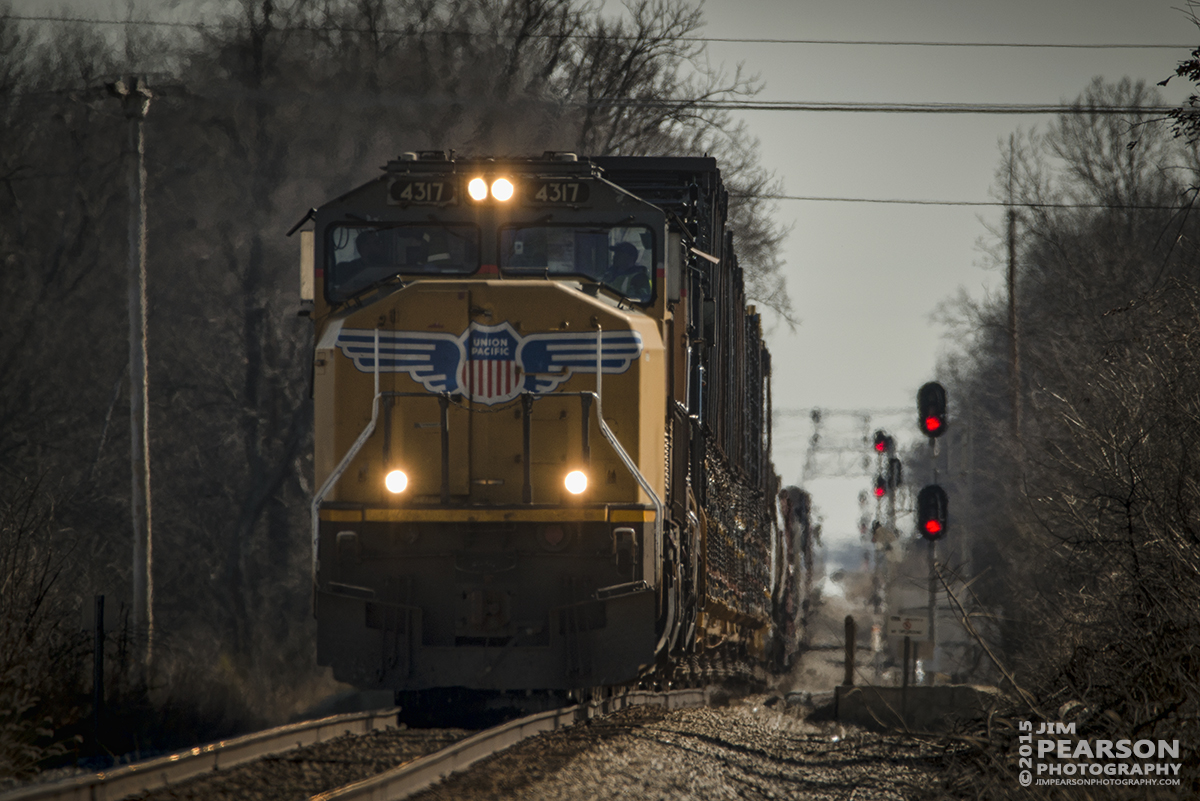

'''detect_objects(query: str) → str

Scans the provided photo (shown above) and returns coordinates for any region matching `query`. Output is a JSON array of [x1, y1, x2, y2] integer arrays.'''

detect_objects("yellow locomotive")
[[297, 152, 789, 706]]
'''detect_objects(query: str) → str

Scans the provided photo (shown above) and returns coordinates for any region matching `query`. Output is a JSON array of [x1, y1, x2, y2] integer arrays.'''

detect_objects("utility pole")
[[110, 76, 154, 673], [1006, 134, 1021, 440]]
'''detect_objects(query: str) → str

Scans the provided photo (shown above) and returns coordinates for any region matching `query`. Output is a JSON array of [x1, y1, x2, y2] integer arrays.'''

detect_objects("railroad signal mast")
[[868, 429, 902, 619], [868, 429, 897, 526], [915, 381, 948, 682], [867, 429, 903, 536], [915, 381, 948, 534]]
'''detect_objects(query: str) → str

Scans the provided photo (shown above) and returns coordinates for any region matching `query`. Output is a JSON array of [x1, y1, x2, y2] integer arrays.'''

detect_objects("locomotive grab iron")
[[297, 152, 801, 706]]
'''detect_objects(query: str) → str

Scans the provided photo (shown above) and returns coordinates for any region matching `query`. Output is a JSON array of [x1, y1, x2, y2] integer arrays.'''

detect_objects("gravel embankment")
[[407, 695, 943, 801]]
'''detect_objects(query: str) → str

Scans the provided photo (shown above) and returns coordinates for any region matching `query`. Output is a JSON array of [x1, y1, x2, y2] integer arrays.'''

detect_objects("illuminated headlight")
[[564, 470, 588, 495], [467, 177, 488, 201], [385, 469, 409, 494], [490, 178, 514, 201]]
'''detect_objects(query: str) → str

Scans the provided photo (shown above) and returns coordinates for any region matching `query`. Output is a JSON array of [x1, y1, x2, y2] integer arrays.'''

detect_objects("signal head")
[[917, 381, 948, 438], [916, 484, 948, 540], [872, 430, 894, 454], [873, 475, 887, 499]]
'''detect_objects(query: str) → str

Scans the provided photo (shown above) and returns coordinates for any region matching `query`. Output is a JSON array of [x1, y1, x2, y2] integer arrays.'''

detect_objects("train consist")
[[297, 152, 801, 709]]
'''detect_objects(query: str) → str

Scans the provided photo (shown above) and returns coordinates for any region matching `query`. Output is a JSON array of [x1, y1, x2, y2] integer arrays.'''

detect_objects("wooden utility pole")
[[1006, 135, 1021, 440], [110, 76, 154, 671]]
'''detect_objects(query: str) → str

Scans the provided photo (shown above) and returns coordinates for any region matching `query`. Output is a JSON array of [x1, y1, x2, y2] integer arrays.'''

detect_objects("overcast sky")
[[693, 0, 1195, 558], [11, 0, 1198, 561]]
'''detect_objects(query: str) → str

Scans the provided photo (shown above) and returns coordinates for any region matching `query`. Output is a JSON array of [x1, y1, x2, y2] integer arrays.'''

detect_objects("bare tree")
[[0, 0, 795, 759], [929, 78, 1200, 797], [0, 475, 81, 784]]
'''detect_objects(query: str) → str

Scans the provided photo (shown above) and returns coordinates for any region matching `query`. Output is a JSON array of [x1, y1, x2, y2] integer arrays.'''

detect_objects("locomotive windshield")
[[500, 224, 654, 304], [326, 223, 479, 302]]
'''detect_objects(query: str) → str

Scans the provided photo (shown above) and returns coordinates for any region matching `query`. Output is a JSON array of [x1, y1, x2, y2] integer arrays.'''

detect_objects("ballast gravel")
[[125, 727, 471, 801], [407, 696, 943, 801]]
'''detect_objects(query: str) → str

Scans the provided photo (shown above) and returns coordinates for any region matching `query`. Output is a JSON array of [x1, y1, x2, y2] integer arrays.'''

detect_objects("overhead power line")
[[5, 14, 1195, 50], [697, 38, 1193, 49], [4, 74, 1185, 118], [733, 194, 1195, 210], [596, 99, 1181, 115]]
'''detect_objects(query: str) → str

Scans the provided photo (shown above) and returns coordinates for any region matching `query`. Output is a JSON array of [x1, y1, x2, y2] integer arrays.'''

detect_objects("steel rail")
[[0, 708, 399, 801], [312, 688, 709, 801]]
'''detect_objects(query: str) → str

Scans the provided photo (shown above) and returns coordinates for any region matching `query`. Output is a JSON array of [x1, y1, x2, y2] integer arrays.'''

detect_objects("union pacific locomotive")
[[297, 152, 797, 708]]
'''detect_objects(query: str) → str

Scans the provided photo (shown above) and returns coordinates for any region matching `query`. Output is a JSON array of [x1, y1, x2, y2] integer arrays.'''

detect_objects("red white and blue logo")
[[336, 322, 644, 406]]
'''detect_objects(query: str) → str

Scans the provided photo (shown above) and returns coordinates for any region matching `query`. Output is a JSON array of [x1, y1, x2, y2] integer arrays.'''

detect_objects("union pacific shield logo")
[[466, 323, 522, 404], [336, 321, 643, 406]]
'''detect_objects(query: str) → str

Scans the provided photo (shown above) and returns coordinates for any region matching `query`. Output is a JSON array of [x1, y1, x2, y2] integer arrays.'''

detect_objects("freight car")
[[295, 152, 796, 712]]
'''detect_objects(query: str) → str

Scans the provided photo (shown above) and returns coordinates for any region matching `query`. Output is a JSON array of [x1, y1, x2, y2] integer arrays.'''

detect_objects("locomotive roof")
[[318, 152, 726, 211], [378, 152, 722, 187], [381, 151, 718, 171]]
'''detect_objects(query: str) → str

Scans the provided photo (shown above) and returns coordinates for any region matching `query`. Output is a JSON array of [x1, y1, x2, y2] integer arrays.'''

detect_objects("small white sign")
[[887, 615, 928, 640]]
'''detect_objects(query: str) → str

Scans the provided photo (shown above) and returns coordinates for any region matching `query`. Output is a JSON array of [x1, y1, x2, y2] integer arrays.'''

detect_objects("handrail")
[[594, 405, 664, 576], [311, 330, 382, 585], [506, 389, 664, 587], [308, 329, 665, 599]]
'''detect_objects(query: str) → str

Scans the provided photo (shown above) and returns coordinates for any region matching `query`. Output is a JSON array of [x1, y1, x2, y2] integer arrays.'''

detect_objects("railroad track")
[[2, 689, 708, 801], [0, 707, 406, 801]]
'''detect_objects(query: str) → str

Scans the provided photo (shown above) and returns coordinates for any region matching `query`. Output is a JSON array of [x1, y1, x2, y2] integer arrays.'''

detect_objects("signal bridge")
[[773, 407, 910, 483]]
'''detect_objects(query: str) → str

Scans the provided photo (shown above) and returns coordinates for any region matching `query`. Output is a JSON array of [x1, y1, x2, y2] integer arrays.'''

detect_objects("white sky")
[[694, 0, 1195, 559], [12, 0, 1198, 563]]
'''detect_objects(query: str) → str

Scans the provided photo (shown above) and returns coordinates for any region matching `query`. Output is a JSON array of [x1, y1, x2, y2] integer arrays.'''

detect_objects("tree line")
[[0, 0, 790, 779], [928, 71, 1200, 798]]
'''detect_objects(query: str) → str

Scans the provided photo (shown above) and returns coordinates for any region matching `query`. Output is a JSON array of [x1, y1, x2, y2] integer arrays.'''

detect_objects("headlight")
[[385, 469, 408, 493], [564, 470, 588, 495], [490, 178, 514, 201], [467, 177, 488, 201]]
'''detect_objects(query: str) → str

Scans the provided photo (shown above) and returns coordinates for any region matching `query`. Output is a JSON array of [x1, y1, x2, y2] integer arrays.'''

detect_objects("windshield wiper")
[[331, 275, 406, 313]]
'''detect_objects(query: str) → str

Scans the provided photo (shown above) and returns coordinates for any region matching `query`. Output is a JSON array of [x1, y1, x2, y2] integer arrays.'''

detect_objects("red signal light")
[[874, 484, 886, 498], [918, 382, 947, 438], [917, 484, 948, 540]]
